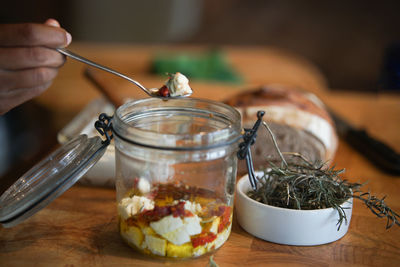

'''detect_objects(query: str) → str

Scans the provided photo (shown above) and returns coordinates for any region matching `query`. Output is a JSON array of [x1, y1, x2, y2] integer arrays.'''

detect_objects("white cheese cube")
[[150, 215, 183, 235], [167, 72, 192, 97], [134, 196, 155, 213], [142, 226, 156, 236], [183, 215, 202, 236], [120, 225, 143, 248], [118, 198, 133, 220], [184, 201, 202, 214], [145, 235, 167, 256], [162, 226, 191, 245], [137, 178, 150, 194], [118, 196, 155, 220], [193, 246, 207, 257], [209, 217, 220, 235], [215, 224, 232, 249], [157, 214, 202, 245]]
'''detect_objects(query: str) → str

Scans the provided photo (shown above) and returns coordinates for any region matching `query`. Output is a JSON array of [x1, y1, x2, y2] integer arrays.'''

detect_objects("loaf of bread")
[[224, 85, 338, 174]]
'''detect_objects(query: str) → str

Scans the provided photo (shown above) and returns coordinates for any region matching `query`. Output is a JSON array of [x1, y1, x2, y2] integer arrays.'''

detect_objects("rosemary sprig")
[[207, 255, 219, 267], [247, 120, 400, 230], [352, 190, 400, 229]]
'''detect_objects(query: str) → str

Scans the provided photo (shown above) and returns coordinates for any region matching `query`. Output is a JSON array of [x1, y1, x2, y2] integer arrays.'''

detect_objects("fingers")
[[0, 19, 68, 70], [0, 67, 58, 92], [0, 81, 52, 115], [0, 21, 72, 48], [0, 19, 70, 114], [0, 67, 57, 114], [0, 46, 65, 70]]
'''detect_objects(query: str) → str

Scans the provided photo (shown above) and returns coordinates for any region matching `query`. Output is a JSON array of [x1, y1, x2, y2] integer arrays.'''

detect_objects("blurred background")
[[1, 0, 400, 186], [2, 0, 400, 91]]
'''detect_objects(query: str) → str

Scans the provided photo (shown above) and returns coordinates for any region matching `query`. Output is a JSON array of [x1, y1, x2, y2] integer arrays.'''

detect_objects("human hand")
[[0, 18, 71, 115]]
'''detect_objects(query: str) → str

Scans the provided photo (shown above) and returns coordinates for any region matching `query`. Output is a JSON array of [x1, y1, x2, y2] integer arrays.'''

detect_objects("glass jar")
[[112, 98, 242, 258]]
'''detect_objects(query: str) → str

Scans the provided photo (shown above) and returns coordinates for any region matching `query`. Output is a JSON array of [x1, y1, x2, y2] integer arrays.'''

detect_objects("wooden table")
[[1, 44, 399, 266]]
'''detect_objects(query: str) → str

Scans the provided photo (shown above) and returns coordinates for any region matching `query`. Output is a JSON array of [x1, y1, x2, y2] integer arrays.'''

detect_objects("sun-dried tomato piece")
[[158, 85, 170, 97], [139, 200, 193, 222], [140, 205, 171, 222], [184, 210, 194, 217], [217, 206, 232, 233], [191, 232, 217, 248], [171, 201, 186, 217]]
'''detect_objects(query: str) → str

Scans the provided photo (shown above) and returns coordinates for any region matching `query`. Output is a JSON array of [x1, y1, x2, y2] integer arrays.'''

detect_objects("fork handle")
[[56, 48, 149, 96]]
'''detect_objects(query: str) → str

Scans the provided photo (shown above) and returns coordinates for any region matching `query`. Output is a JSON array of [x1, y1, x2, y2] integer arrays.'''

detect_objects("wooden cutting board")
[[1, 44, 400, 267]]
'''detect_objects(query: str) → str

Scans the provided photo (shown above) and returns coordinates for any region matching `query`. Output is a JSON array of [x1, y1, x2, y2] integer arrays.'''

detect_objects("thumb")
[[45, 18, 60, 28], [44, 18, 72, 47]]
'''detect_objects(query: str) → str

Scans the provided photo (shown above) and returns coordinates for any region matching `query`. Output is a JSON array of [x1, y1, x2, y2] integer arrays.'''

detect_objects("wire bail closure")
[[95, 113, 114, 145], [237, 111, 265, 190]]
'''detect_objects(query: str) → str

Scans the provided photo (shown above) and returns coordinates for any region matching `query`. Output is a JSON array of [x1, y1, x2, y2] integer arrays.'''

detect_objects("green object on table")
[[151, 49, 243, 84]]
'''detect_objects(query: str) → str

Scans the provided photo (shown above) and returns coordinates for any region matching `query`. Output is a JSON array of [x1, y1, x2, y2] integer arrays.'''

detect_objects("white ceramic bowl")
[[235, 173, 353, 246]]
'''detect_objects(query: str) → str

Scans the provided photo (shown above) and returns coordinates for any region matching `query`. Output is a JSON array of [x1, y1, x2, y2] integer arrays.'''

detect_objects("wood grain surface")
[[1, 44, 399, 267]]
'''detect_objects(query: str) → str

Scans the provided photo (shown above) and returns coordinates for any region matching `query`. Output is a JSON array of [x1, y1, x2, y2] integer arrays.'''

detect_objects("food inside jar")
[[118, 182, 232, 258]]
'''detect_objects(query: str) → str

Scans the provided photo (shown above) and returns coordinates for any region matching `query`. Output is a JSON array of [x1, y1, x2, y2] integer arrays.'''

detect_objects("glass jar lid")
[[0, 134, 107, 227]]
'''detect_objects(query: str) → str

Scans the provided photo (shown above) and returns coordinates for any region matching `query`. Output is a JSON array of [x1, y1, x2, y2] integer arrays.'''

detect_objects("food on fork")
[[151, 72, 193, 97]]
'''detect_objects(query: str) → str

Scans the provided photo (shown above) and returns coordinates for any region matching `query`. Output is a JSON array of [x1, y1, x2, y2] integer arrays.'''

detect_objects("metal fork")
[[56, 48, 192, 99]]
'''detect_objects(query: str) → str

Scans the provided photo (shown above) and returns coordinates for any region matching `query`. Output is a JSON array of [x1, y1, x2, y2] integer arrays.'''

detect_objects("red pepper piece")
[[171, 201, 186, 217], [133, 177, 139, 187], [212, 205, 226, 217], [159, 85, 170, 97], [139, 200, 190, 222], [140, 205, 171, 222], [218, 221, 224, 233], [184, 210, 194, 217], [191, 232, 217, 248], [217, 206, 232, 233]]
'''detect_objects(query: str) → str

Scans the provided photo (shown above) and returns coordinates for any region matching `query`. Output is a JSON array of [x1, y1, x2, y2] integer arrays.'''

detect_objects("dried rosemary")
[[207, 255, 219, 267], [247, 120, 400, 230]]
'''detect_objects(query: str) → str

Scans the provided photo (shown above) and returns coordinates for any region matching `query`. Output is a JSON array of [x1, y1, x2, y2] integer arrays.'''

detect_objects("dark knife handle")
[[345, 128, 400, 175]]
